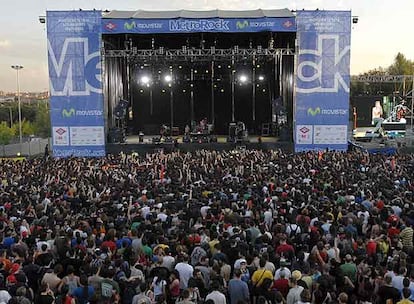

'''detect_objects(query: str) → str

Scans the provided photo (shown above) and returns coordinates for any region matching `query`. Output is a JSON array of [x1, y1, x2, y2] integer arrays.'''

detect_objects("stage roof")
[[102, 9, 294, 19]]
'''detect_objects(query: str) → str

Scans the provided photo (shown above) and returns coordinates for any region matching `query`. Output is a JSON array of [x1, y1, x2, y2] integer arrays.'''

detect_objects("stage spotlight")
[[139, 89, 144, 93], [218, 65, 222, 69], [141, 76, 151, 85], [220, 88, 225, 93], [205, 70, 209, 73], [178, 65, 182, 69], [182, 89, 186, 93], [258, 75, 265, 81], [194, 70, 198, 74], [162, 89, 166, 93], [239, 75, 248, 83], [262, 89, 266, 92], [257, 64, 261, 68], [164, 74, 172, 83], [140, 66, 144, 69], [227, 65, 231, 69]]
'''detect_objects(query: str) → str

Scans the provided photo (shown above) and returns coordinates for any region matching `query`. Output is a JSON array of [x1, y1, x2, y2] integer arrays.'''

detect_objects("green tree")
[[387, 53, 414, 75], [21, 119, 35, 136], [34, 103, 51, 137], [0, 122, 15, 145]]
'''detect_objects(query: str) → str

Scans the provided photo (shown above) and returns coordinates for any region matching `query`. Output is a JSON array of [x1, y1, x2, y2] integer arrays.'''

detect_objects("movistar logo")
[[62, 108, 75, 118], [62, 108, 103, 118], [307, 107, 321, 116], [124, 21, 136, 30], [236, 20, 249, 29]]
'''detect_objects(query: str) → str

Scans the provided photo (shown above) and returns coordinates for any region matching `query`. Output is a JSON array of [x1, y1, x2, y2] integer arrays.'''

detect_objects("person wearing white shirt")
[[205, 281, 226, 304], [175, 254, 194, 290]]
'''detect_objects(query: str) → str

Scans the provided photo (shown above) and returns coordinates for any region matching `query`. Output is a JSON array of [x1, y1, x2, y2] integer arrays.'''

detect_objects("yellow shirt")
[[252, 268, 273, 287], [397, 299, 414, 304]]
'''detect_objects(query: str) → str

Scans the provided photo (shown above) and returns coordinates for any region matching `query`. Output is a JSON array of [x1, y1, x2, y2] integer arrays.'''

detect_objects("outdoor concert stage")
[[46, 10, 353, 157], [106, 135, 293, 154]]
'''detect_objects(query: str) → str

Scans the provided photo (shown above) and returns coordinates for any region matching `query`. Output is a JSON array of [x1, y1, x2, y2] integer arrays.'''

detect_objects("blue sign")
[[102, 17, 296, 34], [47, 11, 105, 157], [294, 11, 351, 152]]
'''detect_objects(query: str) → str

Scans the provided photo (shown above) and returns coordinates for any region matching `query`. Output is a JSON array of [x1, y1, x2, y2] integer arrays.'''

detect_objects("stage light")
[[262, 89, 266, 92], [257, 64, 261, 68], [162, 89, 166, 93], [178, 65, 182, 69], [258, 75, 265, 81], [227, 65, 231, 69], [140, 66, 144, 69], [194, 70, 198, 74], [214, 84, 217, 88], [220, 89, 225, 93], [182, 89, 186, 93], [164, 75, 172, 83], [218, 65, 222, 69], [158, 70, 162, 74], [169, 66, 173, 69], [190, 84, 194, 88], [141, 76, 151, 85], [239, 75, 248, 83], [139, 89, 144, 93], [205, 70, 209, 73]]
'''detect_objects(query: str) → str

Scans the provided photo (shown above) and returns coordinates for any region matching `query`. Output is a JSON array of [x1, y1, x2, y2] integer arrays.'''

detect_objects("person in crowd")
[[0, 149, 411, 304]]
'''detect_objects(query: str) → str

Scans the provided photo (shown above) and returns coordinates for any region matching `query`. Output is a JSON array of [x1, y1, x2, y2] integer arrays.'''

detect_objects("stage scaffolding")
[[104, 47, 295, 62], [103, 47, 296, 133]]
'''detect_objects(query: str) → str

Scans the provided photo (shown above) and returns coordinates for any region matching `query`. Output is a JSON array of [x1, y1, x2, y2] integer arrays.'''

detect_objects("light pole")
[[11, 65, 23, 151]]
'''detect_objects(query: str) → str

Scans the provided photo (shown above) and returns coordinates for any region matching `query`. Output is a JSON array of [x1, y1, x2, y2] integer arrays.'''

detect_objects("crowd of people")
[[0, 149, 413, 304]]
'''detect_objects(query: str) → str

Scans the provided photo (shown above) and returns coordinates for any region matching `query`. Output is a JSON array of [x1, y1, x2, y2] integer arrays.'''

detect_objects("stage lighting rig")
[[239, 75, 248, 84]]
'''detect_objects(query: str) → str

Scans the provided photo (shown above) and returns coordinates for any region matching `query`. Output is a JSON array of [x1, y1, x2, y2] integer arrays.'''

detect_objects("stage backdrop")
[[294, 11, 351, 152], [47, 11, 105, 157]]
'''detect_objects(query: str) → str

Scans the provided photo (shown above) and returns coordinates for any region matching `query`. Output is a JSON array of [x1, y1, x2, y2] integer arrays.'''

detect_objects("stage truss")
[[104, 47, 295, 63]]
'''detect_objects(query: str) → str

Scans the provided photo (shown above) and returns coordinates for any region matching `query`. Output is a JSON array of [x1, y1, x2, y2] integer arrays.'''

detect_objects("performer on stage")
[[371, 100, 384, 133], [372, 100, 383, 124]]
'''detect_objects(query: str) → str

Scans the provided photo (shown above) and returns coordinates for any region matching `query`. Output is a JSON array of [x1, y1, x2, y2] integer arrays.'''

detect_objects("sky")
[[0, 0, 413, 92]]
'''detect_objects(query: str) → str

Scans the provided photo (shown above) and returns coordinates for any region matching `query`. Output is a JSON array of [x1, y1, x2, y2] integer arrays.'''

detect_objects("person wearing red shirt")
[[366, 237, 377, 257], [273, 271, 290, 297], [276, 235, 295, 260]]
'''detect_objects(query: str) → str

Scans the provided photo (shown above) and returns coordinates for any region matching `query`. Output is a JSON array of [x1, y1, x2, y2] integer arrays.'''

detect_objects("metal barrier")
[[1, 138, 51, 157]]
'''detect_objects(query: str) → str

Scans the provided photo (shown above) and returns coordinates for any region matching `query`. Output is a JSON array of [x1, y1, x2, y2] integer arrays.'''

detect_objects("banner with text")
[[295, 11, 350, 152], [47, 11, 105, 157], [102, 17, 296, 34]]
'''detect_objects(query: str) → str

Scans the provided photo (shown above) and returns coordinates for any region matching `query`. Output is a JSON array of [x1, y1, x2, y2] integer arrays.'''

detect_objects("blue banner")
[[294, 11, 351, 152], [47, 11, 105, 157], [102, 17, 296, 34]]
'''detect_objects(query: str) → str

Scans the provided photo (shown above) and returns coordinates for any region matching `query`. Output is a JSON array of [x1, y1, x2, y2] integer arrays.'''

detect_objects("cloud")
[[0, 40, 10, 47]]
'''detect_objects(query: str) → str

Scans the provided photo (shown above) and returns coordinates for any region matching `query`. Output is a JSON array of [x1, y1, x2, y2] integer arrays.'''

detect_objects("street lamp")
[[11, 65, 23, 151]]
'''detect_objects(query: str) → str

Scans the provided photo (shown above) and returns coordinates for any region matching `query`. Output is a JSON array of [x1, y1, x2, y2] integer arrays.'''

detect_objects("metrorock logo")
[[62, 108, 103, 118], [169, 19, 229, 32], [236, 20, 249, 29]]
